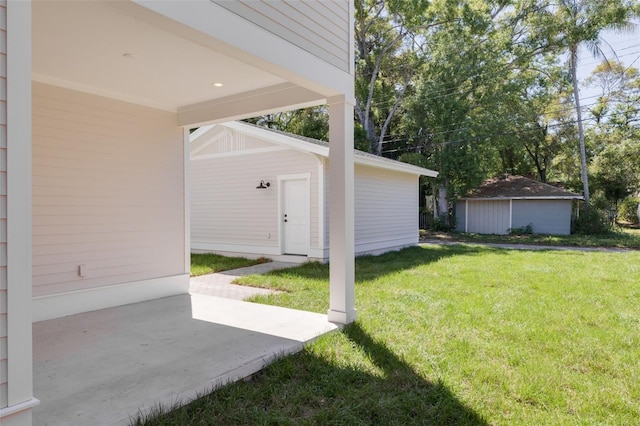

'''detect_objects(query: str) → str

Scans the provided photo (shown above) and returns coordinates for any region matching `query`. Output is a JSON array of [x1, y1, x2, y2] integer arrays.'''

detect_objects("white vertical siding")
[[512, 199, 573, 235], [190, 139, 321, 254], [353, 165, 419, 254], [211, 0, 350, 72], [0, 0, 6, 406], [32, 83, 185, 298], [467, 200, 510, 235]]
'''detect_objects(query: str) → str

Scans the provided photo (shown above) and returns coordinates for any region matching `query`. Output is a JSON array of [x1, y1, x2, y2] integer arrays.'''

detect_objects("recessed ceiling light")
[[213, 82, 224, 87]]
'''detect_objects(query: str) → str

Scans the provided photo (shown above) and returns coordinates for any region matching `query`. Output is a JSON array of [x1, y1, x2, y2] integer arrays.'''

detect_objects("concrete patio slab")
[[33, 293, 338, 426]]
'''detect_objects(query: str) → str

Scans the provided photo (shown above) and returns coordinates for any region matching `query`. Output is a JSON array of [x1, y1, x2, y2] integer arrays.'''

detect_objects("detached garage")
[[190, 121, 438, 261], [456, 175, 583, 235]]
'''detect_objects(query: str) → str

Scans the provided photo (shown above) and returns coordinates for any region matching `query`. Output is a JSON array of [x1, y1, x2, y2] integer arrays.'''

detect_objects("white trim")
[[6, 0, 34, 409], [278, 173, 311, 256], [465, 200, 469, 233], [356, 243, 417, 258], [191, 146, 288, 160], [191, 243, 327, 263], [509, 199, 513, 230], [317, 158, 326, 252], [32, 274, 190, 322], [183, 128, 190, 275], [355, 155, 438, 177], [307, 247, 327, 261], [191, 241, 282, 256], [0, 397, 39, 420]]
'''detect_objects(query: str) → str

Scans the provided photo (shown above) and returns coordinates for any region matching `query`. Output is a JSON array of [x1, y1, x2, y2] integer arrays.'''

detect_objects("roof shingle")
[[460, 175, 583, 199]]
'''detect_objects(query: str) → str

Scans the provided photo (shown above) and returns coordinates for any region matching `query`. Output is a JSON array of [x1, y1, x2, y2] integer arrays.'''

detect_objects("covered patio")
[[2, 1, 355, 425], [33, 291, 338, 425]]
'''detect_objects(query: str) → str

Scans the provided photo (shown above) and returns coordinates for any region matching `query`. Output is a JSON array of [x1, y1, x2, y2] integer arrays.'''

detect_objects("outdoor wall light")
[[256, 180, 271, 189]]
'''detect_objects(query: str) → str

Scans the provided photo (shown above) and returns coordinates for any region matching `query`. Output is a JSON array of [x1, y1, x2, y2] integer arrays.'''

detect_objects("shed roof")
[[190, 121, 439, 177], [459, 175, 583, 200]]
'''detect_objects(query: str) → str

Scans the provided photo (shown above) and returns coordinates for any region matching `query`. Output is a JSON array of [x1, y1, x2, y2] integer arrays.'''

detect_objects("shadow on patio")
[[33, 293, 337, 426]]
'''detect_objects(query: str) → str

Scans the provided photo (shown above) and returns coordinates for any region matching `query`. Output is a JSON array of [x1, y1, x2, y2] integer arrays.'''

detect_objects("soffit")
[[32, 0, 288, 112]]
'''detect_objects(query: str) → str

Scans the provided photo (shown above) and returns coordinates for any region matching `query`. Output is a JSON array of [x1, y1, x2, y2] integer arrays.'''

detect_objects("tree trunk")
[[570, 45, 591, 210], [437, 187, 448, 219]]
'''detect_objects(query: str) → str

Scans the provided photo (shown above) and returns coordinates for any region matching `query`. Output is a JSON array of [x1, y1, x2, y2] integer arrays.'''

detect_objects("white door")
[[281, 179, 310, 255]]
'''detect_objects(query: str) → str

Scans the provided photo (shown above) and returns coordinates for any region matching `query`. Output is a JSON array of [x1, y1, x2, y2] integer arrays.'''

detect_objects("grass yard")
[[421, 225, 640, 249], [190, 253, 268, 277], [139, 245, 640, 425]]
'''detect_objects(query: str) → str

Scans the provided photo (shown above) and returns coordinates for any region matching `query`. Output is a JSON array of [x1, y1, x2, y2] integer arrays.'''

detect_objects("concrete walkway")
[[33, 261, 337, 426], [189, 261, 298, 300]]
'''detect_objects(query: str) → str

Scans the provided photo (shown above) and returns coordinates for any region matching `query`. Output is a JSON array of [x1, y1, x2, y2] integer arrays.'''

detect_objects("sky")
[[576, 20, 640, 102]]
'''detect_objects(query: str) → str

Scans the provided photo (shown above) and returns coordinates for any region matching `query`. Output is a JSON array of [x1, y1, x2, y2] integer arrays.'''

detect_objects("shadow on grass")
[[264, 244, 503, 283], [341, 322, 489, 425], [136, 322, 488, 426]]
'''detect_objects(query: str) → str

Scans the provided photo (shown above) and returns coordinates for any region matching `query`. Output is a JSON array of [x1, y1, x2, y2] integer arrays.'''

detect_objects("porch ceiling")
[[32, 0, 325, 118]]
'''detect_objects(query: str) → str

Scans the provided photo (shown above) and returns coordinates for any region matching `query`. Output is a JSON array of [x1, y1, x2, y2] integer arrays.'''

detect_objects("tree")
[[585, 61, 640, 209], [244, 106, 329, 141], [551, 0, 639, 209]]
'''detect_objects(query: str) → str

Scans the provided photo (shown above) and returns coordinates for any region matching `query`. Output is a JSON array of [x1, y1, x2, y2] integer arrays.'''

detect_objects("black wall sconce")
[[256, 180, 271, 189]]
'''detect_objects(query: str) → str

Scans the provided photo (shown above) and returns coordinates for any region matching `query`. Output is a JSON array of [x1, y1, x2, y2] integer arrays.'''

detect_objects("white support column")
[[327, 95, 356, 324], [0, 1, 39, 425]]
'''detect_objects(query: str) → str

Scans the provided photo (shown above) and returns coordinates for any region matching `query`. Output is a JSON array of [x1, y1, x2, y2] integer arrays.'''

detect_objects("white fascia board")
[[353, 155, 439, 177]]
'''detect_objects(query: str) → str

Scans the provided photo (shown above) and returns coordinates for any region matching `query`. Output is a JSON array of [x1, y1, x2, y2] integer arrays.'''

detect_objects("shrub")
[[509, 223, 533, 235], [618, 198, 640, 224], [430, 215, 456, 232], [572, 205, 614, 235]]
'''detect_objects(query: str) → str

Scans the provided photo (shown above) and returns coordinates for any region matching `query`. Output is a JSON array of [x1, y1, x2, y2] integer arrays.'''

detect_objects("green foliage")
[[572, 204, 614, 235], [508, 223, 533, 235], [243, 106, 329, 141], [430, 215, 455, 232], [618, 197, 640, 224]]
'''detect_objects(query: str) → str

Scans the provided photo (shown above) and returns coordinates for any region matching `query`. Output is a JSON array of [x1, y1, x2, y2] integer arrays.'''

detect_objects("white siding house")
[[190, 122, 438, 261], [2, 1, 356, 424]]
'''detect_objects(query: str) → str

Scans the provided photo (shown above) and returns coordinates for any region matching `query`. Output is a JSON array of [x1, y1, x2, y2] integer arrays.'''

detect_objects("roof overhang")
[[191, 122, 439, 178], [32, 0, 350, 126]]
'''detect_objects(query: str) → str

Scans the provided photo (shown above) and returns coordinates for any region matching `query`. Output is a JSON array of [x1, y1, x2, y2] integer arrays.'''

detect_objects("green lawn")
[[421, 226, 640, 249], [139, 245, 640, 425], [190, 253, 268, 276]]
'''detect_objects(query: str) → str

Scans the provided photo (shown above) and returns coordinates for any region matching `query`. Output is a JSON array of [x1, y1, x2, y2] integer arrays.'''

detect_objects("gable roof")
[[459, 175, 583, 200], [190, 121, 439, 177]]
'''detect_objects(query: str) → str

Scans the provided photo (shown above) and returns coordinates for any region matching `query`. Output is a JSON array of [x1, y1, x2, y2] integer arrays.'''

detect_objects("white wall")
[[353, 165, 420, 254], [32, 83, 187, 313], [190, 136, 322, 255], [0, 0, 7, 407]]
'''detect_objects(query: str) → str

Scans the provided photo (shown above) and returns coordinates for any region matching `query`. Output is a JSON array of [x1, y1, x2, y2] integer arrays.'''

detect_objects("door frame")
[[277, 173, 311, 255]]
